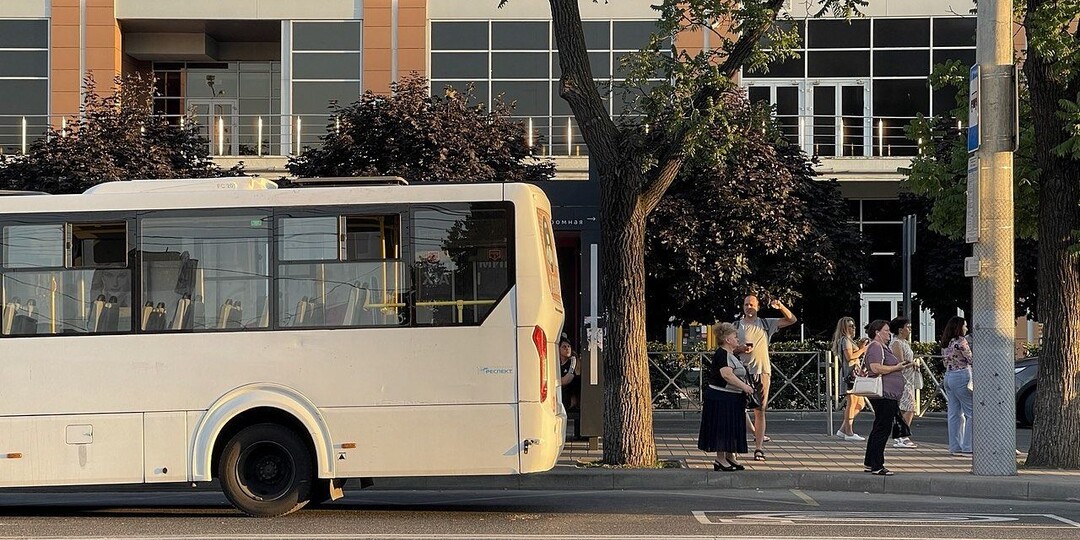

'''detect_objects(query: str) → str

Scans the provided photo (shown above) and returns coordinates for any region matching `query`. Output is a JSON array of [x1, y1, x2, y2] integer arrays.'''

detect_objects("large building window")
[[0, 19, 49, 154], [743, 16, 975, 158], [291, 21, 363, 149], [430, 19, 665, 157]]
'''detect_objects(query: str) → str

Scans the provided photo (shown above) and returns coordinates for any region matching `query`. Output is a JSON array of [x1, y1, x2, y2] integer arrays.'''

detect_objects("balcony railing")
[[1, 113, 935, 159]]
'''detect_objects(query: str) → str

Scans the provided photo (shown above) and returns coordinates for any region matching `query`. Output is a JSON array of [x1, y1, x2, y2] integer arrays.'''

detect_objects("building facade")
[[0, 0, 976, 339]]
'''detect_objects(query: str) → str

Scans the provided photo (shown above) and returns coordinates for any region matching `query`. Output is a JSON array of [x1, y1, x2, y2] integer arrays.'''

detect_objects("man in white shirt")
[[736, 294, 797, 461]]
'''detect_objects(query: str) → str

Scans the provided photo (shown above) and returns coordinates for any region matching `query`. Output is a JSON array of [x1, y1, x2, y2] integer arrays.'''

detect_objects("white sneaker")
[[835, 429, 850, 439], [844, 433, 866, 441]]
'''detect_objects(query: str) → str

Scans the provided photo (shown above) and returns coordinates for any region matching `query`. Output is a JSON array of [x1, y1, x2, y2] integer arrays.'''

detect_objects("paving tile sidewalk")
[[561, 433, 1080, 476]]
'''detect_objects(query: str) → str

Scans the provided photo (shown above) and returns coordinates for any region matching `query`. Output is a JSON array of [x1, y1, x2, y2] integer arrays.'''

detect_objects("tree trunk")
[[1024, 0, 1080, 469], [598, 164, 658, 466]]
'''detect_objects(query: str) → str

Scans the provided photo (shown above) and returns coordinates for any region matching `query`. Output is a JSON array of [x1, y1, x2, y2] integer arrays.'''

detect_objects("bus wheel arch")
[[191, 384, 335, 484]]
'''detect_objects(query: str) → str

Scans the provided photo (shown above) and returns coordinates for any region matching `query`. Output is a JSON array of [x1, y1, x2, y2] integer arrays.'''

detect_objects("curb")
[[370, 469, 1080, 503]]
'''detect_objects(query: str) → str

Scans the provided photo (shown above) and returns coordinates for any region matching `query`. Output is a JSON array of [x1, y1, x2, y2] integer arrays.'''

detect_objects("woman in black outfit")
[[698, 322, 756, 471]]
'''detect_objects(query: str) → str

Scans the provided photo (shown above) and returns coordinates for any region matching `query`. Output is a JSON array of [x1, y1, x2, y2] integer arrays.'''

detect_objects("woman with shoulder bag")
[[698, 322, 756, 471], [862, 319, 912, 476], [831, 317, 869, 441]]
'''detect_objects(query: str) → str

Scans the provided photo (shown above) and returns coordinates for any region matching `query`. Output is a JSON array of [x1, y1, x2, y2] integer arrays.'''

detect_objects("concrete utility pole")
[[966, 0, 1017, 475]]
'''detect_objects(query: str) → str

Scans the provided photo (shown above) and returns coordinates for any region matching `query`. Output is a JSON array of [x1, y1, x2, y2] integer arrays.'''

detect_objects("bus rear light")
[[5, 453, 22, 459], [532, 325, 548, 402]]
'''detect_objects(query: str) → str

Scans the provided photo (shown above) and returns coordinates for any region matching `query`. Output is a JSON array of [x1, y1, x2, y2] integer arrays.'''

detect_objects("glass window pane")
[[139, 213, 270, 331], [492, 52, 549, 79], [3, 224, 63, 268], [0, 51, 49, 78], [292, 52, 362, 80], [291, 81, 363, 115], [862, 199, 904, 221], [0, 20, 48, 49], [874, 19, 930, 47], [2, 268, 132, 335], [431, 52, 489, 79], [431, 22, 488, 50], [807, 50, 869, 77], [492, 81, 550, 116], [278, 261, 406, 327], [412, 203, 513, 326], [933, 18, 977, 47], [345, 215, 400, 261], [71, 222, 127, 268], [933, 48, 976, 69], [492, 21, 548, 50], [292, 21, 362, 51], [866, 254, 901, 292], [0, 80, 48, 115], [613, 21, 661, 50], [760, 19, 804, 48], [553, 51, 610, 79], [280, 217, 337, 261], [873, 79, 930, 117], [807, 19, 869, 48], [863, 223, 902, 253], [873, 50, 930, 77], [431, 80, 489, 107], [745, 55, 804, 78], [583, 21, 610, 50]]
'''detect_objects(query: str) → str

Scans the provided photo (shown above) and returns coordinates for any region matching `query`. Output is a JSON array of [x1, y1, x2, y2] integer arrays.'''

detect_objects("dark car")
[[1014, 357, 1039, 426]]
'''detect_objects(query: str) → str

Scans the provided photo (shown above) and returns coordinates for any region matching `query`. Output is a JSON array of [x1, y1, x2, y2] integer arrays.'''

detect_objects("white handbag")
[[851, 374, 883, 398]]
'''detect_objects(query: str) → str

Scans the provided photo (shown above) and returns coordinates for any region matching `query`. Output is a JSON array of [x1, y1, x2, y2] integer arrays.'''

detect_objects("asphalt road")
[[0, 488, 1076, 539]]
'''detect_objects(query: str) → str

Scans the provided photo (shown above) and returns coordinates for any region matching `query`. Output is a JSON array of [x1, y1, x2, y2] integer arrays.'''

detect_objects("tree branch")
[[640, 0, 786, 207]]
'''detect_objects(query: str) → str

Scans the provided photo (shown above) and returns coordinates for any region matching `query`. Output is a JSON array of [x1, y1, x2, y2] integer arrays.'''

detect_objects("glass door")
[[808, 80, 870, 157], [746, 83, 804, 150], [187, 99, 239, 156]]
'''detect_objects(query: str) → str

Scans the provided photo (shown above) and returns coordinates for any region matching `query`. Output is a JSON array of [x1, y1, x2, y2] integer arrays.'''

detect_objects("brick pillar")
[[363, 0, 428, 94], [50, 0, 121, 119]]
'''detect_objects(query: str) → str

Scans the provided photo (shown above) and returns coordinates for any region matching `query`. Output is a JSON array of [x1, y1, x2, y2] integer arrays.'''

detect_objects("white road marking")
[[691, 510, 1080, 528], [789, 489, 819, 506]]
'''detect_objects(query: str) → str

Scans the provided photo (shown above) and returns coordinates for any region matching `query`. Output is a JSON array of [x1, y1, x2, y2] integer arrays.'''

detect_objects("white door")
[[807, 80, 870, 157], [859, 292, 900, 336]]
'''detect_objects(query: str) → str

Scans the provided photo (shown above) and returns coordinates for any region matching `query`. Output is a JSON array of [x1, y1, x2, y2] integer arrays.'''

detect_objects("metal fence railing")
[[653, 348, 949, 415]]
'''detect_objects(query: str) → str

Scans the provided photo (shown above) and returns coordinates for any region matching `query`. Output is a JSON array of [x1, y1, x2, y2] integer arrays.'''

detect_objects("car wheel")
[[1022, 390, 1037, 427], [219, 423, 314, 517]]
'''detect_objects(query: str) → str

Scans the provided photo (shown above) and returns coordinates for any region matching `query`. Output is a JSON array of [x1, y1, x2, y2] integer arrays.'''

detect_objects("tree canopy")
[[287, 74, 555, 183], [0, 75, 238, 194], [645, 92, 867, 338]]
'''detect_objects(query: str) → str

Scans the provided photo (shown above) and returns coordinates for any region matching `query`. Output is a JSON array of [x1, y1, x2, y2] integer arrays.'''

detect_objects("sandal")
[[753, 449, 766, 461]]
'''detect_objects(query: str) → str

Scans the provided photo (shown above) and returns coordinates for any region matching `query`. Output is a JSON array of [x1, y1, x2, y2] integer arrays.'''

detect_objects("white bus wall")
[[504, 183, 566, 473], [0, 296, 524, 486], [0, 413, 144, 487]]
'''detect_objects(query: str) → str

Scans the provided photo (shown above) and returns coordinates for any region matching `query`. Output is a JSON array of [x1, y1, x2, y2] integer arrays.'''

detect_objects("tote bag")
[[851, 374, 882, 398]]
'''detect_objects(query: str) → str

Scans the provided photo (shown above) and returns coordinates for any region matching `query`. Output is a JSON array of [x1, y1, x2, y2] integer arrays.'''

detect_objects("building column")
[[50, 0, 121, 120], [363, 0, 427, 94]]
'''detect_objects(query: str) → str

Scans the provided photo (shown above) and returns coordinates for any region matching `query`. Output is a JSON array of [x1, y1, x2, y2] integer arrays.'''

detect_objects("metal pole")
[[969, 0, 1017, 475], [901, 215, 914, 319]]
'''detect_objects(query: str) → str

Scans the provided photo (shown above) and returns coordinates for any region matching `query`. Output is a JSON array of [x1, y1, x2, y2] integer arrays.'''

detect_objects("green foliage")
[[1053, 94, 1080, 159], [287, 74, 554, 183], [644, 93, 868, 336], [0, 74, 239, 194]]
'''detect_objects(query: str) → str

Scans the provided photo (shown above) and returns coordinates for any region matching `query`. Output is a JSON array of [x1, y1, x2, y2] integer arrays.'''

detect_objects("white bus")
[[0, 177, 566, 516]]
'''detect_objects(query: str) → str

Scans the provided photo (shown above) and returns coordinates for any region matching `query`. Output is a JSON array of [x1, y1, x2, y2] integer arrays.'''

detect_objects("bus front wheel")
[[219, 423, 315, 517]]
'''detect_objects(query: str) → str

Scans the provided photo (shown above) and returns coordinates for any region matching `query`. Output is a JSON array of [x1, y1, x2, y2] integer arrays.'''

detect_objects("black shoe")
[[870, 467, 894, 476], [729, 461, 745, 471], [713, 460, 737, 471]]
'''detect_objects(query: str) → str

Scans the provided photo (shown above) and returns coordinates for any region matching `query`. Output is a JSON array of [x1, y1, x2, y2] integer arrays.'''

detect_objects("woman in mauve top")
[[940, 316, 974, 455], [861, 319, 911, 476]]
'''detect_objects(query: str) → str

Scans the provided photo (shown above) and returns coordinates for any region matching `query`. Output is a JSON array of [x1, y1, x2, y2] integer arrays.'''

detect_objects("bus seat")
[[99, 296, 120, 332], [191, 295, 206, 329], [217, 299, 233, 329], [89, 295, 105, 332], [12, 300, 37, 335], [141, 301, 154, 331], [341, 285, 360, 325], [170, 296, 191, 330], [3, 299, 19, 335], [227, 300, 242, 328]]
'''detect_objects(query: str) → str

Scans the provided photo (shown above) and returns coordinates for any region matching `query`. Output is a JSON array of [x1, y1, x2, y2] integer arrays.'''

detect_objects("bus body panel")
[[0, 413, 143, 487], [321, 404, 520, 477], [143, 411, 188, 483]]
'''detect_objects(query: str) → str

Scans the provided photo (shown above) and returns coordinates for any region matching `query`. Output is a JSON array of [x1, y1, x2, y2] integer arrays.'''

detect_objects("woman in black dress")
[[698, 322, 756, 471]]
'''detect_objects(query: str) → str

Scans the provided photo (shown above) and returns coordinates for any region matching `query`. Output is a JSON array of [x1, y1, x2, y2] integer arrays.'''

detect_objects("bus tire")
[[218, 422, 315, 517]]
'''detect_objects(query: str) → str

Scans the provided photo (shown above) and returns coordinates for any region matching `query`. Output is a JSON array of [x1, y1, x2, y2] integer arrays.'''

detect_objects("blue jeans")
[[944, 368, 973, 453]]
